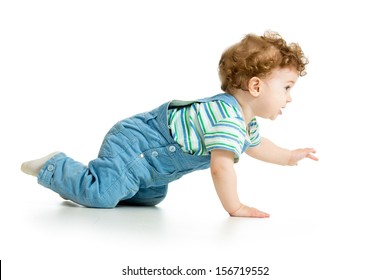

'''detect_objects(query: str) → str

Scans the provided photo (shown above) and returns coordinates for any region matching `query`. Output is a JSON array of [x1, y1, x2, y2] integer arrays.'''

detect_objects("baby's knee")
[[118, 196, 166, 207], [119, 186, 168, 206], [81, 196, 119, 209], [92, 202, 117, 209]]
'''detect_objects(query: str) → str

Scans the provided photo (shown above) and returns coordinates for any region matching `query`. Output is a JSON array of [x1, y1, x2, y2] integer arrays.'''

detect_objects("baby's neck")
[[230, 90, 255, 125]]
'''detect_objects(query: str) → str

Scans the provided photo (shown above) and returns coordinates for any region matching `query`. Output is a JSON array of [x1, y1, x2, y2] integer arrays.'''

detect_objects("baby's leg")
[[21, 152, 60, 177], [23, 152, 137, 208]]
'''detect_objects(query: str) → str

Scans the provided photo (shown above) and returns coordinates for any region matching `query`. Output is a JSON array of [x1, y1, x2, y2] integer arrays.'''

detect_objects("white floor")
[[2, 155, 390, 280], [2, 1, 390, 279]]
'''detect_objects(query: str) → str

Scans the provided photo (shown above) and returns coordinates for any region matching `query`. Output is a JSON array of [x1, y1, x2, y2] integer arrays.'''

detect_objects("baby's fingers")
[[251, 209, 270, 218], [230, 204, 270, 218], [305, 149, 319, 161]]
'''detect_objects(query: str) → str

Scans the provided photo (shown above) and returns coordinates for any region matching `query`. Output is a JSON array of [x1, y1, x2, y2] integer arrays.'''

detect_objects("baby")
[[21, 31, 318, 218]]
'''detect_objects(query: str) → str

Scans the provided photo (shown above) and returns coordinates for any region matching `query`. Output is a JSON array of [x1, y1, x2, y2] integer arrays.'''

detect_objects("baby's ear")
[[248, 77, 262, 97]]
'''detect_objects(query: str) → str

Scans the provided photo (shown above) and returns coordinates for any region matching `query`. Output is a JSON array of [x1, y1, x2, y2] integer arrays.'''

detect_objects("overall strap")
[[169, 93, 240, 109]]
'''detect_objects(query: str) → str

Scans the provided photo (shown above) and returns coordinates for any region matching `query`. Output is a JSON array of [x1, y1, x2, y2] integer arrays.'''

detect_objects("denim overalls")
[[37, 93, 250, 208]]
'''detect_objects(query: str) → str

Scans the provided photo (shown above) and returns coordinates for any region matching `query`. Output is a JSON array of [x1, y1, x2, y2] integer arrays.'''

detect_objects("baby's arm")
[[246, 137, 318, 166], [210, 149, 270, 218]]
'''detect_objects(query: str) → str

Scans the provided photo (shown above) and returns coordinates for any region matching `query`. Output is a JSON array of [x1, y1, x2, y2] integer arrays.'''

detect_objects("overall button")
[[168, 145, 176, 153], [47, 164, 54, 172], [151, 151, 159, 157], [140, 153, 144, 158]]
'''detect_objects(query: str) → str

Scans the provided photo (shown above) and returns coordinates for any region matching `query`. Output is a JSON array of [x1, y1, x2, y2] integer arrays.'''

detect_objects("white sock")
[[21, 152, 60, 177]]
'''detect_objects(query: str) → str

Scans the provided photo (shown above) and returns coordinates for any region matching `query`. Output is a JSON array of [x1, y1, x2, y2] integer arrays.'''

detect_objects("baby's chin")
[[259, 112, 279, 121], [271, 109, 284, 120]]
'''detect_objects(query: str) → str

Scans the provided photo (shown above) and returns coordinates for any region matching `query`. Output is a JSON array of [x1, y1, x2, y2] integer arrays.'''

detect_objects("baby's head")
[[218, 31, 308, 94]]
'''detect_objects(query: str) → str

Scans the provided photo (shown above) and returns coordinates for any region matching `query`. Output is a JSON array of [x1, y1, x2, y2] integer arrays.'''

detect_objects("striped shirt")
[[168, 100, 261, 160]]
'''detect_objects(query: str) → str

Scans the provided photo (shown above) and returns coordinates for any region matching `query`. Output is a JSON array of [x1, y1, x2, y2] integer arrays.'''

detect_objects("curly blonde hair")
[[218, 31, 308, 93]]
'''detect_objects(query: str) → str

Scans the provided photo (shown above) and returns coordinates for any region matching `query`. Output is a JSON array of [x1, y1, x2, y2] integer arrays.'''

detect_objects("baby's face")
[[255, 67, 299, 120]]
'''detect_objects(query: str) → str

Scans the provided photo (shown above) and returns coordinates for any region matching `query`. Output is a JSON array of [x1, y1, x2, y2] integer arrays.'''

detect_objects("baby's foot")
[[21, 152, 60, 177]]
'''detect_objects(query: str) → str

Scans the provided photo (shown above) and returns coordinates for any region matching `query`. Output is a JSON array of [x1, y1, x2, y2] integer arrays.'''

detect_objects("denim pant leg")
[[118, 185, 168, 206], [37, 153, 138, 208]]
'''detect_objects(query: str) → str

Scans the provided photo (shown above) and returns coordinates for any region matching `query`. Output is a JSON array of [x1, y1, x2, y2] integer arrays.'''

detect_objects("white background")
[[1, 0, 389, 279]]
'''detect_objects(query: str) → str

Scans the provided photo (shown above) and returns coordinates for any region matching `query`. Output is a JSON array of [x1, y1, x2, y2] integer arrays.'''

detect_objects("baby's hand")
[[288, 148, 318, 166], [229, 204, 270, 218]]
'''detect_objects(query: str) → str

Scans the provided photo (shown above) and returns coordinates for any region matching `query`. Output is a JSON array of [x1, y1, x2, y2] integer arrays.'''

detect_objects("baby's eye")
[[285, 86, 291, 91]]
